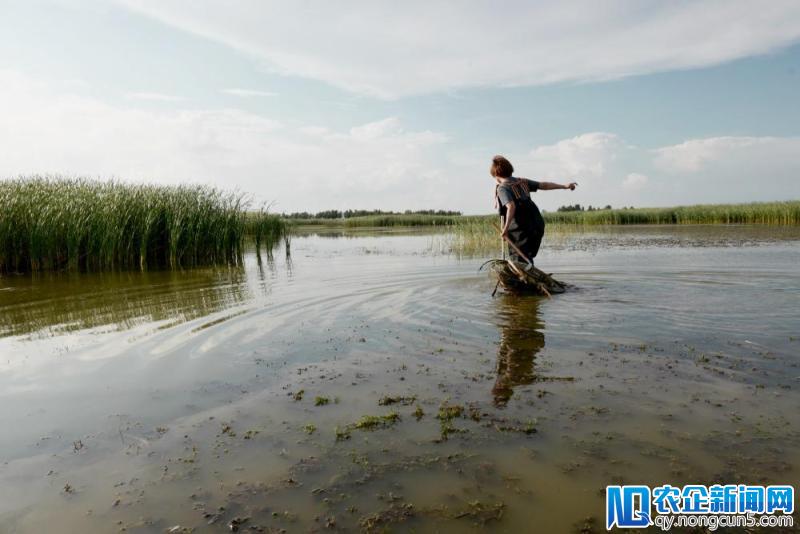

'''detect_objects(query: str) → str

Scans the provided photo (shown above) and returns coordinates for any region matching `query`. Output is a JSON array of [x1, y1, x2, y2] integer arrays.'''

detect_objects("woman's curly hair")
[[490, 155, 514, 178]]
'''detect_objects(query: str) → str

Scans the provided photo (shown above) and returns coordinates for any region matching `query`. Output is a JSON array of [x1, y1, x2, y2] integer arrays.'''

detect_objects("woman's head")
[[490, 155, 514, 179]]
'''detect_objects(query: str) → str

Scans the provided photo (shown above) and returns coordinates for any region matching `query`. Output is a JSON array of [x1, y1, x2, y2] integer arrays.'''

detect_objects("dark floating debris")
[[480, 259, 568, 297]]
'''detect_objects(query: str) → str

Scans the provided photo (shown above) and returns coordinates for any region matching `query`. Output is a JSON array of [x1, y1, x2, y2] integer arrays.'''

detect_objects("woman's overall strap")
[[510, 177, 529, 199]]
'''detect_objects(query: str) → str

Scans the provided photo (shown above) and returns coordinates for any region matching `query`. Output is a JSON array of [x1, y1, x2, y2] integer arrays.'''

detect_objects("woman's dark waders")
[[498, 179, 545, 264]]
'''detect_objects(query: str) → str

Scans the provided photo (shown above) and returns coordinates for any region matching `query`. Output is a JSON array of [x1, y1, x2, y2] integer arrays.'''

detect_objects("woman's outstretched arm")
[[538, 181, 578, 191]]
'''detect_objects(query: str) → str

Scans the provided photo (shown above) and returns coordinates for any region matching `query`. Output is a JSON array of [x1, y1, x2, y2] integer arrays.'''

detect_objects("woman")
[[491, 155, 577, 267]]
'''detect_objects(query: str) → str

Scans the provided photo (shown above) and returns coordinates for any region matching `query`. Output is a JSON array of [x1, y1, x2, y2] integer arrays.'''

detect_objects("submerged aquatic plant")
[[353, 412, 401, 430], [436, 403, 464, 421], [335, 412, 401, 441], [0, 176, 284, 272], [436, 401, 465, 440], [378, 394, 417, 406]]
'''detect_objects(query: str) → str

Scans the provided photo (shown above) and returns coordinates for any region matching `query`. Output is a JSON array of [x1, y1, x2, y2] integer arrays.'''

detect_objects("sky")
[[1, 0, 799, 214]]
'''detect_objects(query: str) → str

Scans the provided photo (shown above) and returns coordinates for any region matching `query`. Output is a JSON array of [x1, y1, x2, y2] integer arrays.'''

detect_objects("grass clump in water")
[[0, 176, 284, 273], [436, 402, 464, 421], [335, 412, 401, 441], [246, 207, 285, 251], [436, 401, 465, 441], [354, 412, 400, 430], [378, 395, 417, 406]]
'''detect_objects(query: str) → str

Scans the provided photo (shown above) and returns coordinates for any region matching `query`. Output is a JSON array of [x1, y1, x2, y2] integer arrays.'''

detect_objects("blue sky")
[[1, 0, 799, 213]]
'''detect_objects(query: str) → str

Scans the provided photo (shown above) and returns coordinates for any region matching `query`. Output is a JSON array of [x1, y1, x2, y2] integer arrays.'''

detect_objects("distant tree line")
[[281, 209, 462, 219], [556, 204, 636, 212]]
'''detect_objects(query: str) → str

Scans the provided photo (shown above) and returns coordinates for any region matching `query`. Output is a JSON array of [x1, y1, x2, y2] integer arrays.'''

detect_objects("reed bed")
[[0, 177, 284, 273], [440, 201, 800, 256], [289, 201, 800, 230], [439, 216, 504, 256], [246, 208, 285, 250], [545, 201, 800, 226]]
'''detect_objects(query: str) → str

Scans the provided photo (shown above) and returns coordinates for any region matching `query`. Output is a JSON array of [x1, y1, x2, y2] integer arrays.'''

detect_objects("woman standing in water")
[[491, 155, 577, 268]]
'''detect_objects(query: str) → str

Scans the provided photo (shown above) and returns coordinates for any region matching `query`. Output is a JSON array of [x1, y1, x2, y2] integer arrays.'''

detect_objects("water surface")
[[1, 226, 799, 532]]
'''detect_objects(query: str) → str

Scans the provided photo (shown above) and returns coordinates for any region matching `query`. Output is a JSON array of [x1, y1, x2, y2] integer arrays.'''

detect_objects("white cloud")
[[298, 126, 330, 137], [221, 88, 278, 98], [2, 70, 799, 214], [0, 70, 451, 212], [648, 136, 800, 204], [61, 78, 92, 90], [125, 91, 184, 102], [348, 117, 404, 141], [622, 173, 649, 190], [509, 133, 641, 209], [115, 0, 800, 97], [519, 134, 800, 210], [525, 133, 628, 179], [653, 136, 788, 172]]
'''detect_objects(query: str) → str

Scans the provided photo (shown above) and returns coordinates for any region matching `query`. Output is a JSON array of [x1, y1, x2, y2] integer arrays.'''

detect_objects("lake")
[[1, 225, 799, 533]]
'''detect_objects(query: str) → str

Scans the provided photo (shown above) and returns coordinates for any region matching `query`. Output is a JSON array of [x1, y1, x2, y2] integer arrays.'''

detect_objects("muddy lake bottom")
[[1, 225, 799, 533]]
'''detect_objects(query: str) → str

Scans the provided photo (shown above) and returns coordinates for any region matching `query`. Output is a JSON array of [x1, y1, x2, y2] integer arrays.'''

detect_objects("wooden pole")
[[499, 215, 506, 260], [491, 221, 533, 265]]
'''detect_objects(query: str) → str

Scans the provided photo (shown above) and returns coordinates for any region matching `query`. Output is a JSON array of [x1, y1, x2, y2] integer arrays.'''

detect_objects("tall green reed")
[[287, 201, 800, 230], [439, 201, 800, 255], [0, 177, 284, 273], [544, 201, 800, 225]]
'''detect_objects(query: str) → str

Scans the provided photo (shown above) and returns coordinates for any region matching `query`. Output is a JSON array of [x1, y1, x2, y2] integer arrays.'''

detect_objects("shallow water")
[[1, 226, 799, 533]]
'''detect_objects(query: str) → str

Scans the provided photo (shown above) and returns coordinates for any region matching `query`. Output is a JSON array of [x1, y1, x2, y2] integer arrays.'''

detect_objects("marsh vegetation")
[[287, 200, 800, 231], [0, 177, 284, 273], [543, 200, 800, 225]]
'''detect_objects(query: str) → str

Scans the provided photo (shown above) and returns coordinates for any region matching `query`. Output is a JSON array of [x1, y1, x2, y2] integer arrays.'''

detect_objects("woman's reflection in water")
[[492, 294, 546, 407]]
